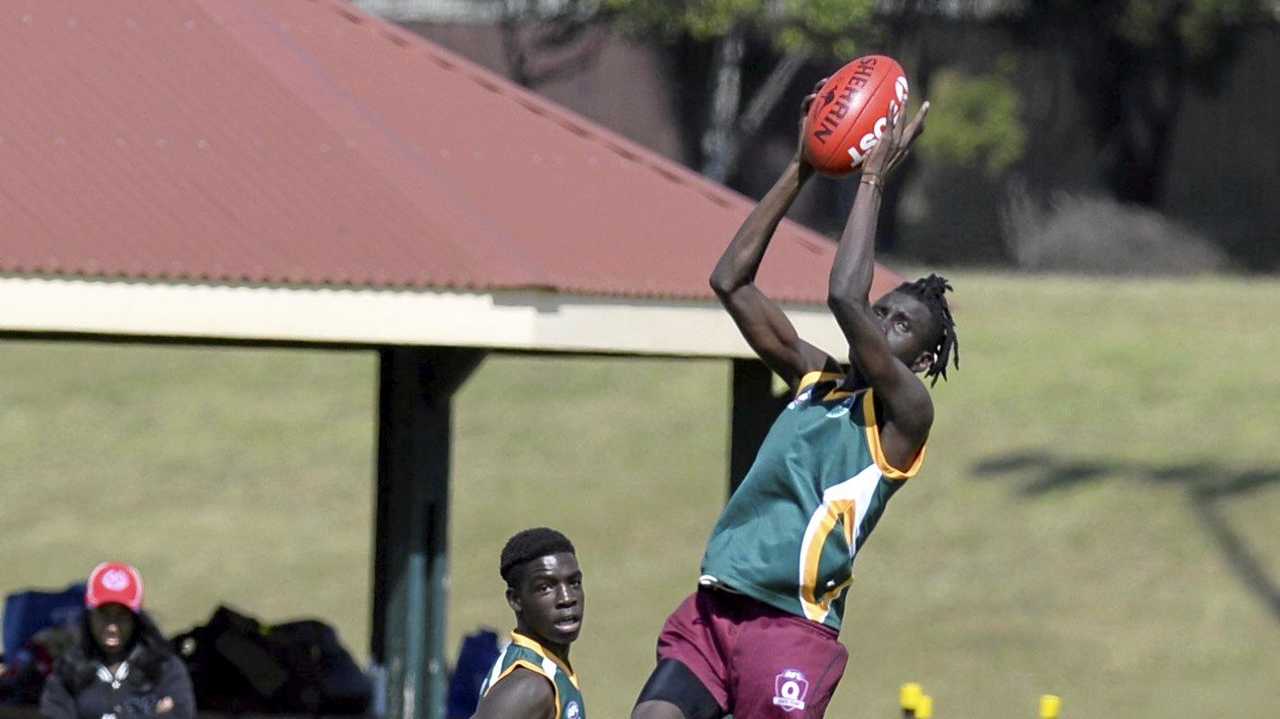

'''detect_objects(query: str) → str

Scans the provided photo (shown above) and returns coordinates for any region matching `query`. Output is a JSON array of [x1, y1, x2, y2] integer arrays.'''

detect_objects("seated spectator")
[[40, 563, 194, 719]]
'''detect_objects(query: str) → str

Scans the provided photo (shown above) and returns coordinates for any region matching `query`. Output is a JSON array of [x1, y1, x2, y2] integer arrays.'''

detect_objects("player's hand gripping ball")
[[802, 55, 909, 177]]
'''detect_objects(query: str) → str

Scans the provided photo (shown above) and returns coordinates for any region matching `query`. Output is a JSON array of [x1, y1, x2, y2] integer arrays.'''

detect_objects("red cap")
[[85, 562, 144, 612]]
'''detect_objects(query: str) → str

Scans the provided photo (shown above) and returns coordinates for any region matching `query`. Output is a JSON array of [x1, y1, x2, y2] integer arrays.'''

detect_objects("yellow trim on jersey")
[[861, 389, 926, 479], [795, 371, 844, 397], [491, 660, 562, 718], [798, 498, 856, 623], [510, 632, 580, 689], [824, 387, 857, 402], [796, 370, 865, 403]]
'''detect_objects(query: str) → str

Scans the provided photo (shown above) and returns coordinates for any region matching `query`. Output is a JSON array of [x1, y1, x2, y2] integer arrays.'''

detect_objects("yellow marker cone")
[[899, 682, 923, 713], [1039, 694, 1061, 718], [916, 695, 934, 719]]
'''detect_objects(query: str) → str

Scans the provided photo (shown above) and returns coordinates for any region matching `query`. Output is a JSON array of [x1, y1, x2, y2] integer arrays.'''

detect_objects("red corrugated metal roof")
[[0, 0, 901, 303]]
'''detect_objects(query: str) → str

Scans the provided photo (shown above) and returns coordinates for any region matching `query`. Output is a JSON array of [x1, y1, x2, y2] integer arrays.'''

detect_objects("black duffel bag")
[[172, 605, 370, 715]]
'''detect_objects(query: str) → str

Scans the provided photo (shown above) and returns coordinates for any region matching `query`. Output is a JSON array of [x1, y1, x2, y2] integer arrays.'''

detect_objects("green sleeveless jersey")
[[478, 632, 585, 719], [700, 371, 926, 632]]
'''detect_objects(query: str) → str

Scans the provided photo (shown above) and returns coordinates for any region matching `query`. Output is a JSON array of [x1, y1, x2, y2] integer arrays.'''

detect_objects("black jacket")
[[39, 654, 194, 719]]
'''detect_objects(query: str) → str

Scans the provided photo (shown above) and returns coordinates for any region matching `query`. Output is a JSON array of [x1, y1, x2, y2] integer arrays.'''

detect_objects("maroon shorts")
[[655, 588, 849, 717]]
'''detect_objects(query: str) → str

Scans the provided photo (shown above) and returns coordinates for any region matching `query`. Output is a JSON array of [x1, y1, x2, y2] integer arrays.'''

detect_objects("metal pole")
[[728, 359, 788, 496], [371, 347, 485, 719]]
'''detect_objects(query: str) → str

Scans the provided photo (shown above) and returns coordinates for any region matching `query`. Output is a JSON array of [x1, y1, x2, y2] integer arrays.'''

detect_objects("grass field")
[[3, 271, 1279, 718]]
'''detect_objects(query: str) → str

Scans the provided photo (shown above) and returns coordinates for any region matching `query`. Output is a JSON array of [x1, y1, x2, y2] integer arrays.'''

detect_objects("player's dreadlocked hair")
[[500, 527, 576, 587], [895, 273, 959, 386]]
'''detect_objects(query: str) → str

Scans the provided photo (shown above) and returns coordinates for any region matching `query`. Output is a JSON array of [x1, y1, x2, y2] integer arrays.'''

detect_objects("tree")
[[488, 0, 612, 88], [1000, 0, 1273, 205], [916, 60, 1026, 179], [481, 0, 1034, 259], [602, 0, 897, 182], [485, 1, 1026, 185]]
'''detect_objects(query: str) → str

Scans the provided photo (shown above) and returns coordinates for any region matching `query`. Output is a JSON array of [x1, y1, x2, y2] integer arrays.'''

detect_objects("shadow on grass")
[[973, 451, 1280, 623]]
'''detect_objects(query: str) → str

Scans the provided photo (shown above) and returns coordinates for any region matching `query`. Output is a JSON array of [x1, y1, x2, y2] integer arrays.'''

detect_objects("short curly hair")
[[500, 527, 576, 587]]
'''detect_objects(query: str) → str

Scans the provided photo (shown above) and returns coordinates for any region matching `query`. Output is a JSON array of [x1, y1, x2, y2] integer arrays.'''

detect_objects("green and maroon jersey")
[[699, 371, 926, 632]]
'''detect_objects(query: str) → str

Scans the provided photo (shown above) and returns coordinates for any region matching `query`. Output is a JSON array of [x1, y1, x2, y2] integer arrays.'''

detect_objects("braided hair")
[[895, 273, 959, 386]]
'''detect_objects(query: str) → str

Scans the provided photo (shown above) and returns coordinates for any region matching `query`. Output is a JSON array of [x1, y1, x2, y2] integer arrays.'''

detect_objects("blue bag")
[[446, 628, 500, 719], [3, 583, 85, 656]]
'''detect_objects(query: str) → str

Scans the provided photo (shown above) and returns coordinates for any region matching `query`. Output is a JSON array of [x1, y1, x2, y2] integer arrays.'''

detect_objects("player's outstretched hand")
[[795, 78, 827, 171], [862, 100, 930, 181]]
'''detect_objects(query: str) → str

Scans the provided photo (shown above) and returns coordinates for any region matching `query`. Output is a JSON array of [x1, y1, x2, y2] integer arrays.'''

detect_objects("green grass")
[[3, 271, 1279, 719]]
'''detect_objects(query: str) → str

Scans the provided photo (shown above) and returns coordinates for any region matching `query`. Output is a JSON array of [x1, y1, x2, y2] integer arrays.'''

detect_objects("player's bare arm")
[[827, 102, 933, 469], [710, 88, 839, 390], [472, 667, 555, 719]]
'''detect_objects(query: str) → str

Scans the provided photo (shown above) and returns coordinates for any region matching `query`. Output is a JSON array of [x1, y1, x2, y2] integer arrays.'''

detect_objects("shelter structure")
[[0, 1, 902, 716]]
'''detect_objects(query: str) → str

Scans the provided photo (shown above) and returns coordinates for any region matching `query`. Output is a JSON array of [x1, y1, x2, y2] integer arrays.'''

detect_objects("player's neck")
[[513, 628, 572, 670], [546, 643, 570, 668]]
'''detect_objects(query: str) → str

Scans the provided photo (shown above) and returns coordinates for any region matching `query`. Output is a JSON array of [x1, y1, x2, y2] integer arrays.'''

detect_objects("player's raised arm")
[[709, 90, 839, 390], [826, 103, 934, 454]]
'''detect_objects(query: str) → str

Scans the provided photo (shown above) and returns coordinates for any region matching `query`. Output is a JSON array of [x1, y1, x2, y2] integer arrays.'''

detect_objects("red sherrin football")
[[803, 55, 910, 177]]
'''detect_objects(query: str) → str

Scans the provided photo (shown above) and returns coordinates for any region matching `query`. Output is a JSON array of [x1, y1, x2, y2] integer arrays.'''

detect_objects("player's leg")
[[632, 592, 729, 719], [633, 660, 723, 719], [727, 607, 849, 718], [632, 698, 687, 719]]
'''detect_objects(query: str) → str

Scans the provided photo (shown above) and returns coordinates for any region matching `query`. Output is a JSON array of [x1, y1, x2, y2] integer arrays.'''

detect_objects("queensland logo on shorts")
[[564, 700, 581, 719], [772, 669, 810, 712], [101, 568, 132, 592]]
